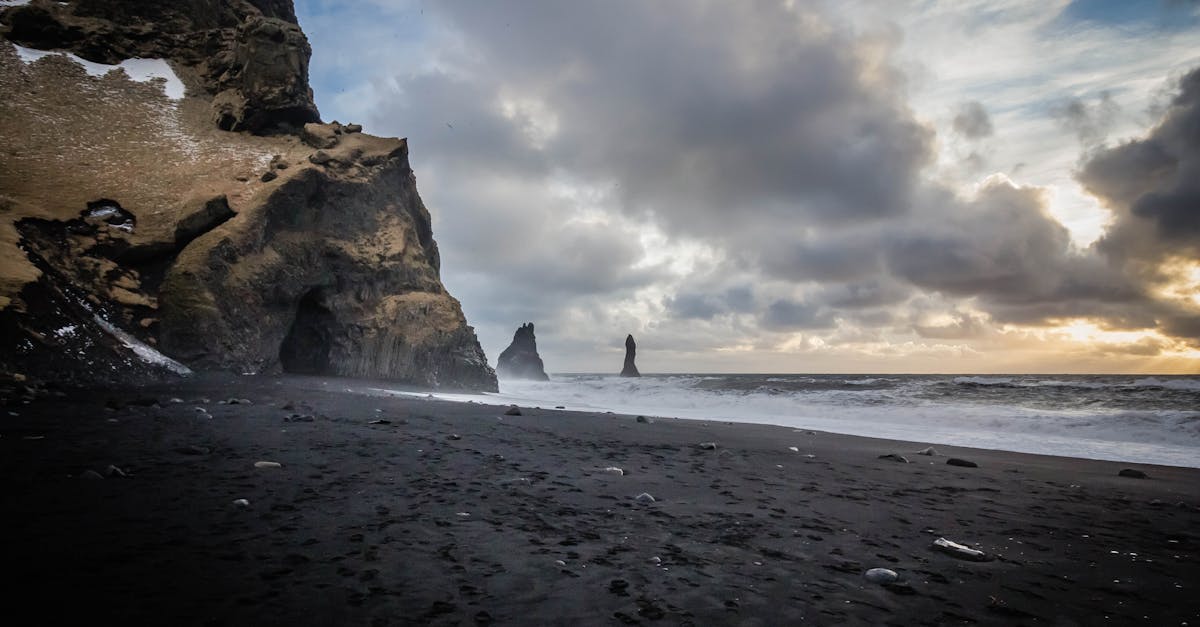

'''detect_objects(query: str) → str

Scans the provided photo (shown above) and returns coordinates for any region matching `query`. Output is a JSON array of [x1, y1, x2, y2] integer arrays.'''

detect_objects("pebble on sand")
[[864, 568, 899, 584], [879, 454, 910, 463], [254, 461, 282, 469], [947, 458, 978, 468], [932, 537, 989, 561], [698, 442, 718, 450], [1118, 468, 1148, 479], [504, 406, 522, 416], [635, 492, 656, 503]]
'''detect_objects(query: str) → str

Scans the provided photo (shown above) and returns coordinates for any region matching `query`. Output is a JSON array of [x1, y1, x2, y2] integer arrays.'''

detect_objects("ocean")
[[385, 373, 1200, 468]]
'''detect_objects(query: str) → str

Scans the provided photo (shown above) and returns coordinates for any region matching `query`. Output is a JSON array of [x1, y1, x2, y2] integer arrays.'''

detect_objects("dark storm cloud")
[[886, 182, 1074, 297], [758, 230, 886, 283], [819, 280, 912, 309], [762, 299, 836, 331], [412, 0, 935, 233], [1081, 67, 1200, 270], [883, 179, 1163, 331], [668, 285, 756, 321], [953, 101, 994, 139]]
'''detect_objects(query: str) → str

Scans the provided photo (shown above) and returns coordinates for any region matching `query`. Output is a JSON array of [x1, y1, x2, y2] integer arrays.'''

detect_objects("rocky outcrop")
[[2, 0, 319, 133], [159, 127, 495, 389], [0, 1, 497, 390], [620, 334, 640, 377], [496, 323, 549, 381]]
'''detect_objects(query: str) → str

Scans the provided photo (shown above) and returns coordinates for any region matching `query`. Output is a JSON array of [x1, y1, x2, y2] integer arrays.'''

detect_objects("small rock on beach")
[[932, 537, 989, 561], [947, 458, 978, 468], [864, 568, 899, 584], [1119, 468, 1148, 479]]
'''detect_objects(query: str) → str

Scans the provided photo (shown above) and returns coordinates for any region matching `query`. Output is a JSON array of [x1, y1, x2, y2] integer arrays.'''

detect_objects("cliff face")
[[0, 0, 497, 390], [4, 0, 319, 133]]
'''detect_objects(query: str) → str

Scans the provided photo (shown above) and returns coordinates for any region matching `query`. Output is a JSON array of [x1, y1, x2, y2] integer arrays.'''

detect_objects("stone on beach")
[[636, 415, 652, 423], [504, 406, 522, 416], [932, 537, 989, 561], [947, 458, 978, 468], [635, 492, 656, 503], [864, 568, 899, 584], [1119, 468, 1149, 479]]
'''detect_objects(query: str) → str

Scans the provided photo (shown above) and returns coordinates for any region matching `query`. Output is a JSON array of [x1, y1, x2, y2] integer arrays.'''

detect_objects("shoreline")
[[3, 373, 1198, 625], [371, 376, 1200, 470]]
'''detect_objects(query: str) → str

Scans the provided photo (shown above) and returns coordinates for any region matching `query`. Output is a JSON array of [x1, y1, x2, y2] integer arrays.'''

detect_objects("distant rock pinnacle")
[[620, 334, 640, 377]]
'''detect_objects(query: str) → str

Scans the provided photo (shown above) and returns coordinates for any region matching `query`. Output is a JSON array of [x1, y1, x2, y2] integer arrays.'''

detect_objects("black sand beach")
[[3, 374, 1198, 626]]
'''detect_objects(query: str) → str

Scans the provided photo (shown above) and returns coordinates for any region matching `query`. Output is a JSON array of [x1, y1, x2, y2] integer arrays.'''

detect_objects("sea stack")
[[497, 323, 549, 381], [620, 334, 641, 377]]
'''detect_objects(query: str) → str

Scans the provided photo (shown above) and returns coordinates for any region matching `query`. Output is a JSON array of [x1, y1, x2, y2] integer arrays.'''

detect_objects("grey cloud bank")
[[297, 0, 1200, 372]]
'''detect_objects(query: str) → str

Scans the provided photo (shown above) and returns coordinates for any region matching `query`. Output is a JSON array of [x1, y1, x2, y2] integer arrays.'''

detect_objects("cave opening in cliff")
[[279, 289, 335, 374]]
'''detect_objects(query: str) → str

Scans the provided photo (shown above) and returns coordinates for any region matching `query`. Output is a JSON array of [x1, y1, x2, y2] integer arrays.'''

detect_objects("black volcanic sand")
[[3, 374, 1198, 626]]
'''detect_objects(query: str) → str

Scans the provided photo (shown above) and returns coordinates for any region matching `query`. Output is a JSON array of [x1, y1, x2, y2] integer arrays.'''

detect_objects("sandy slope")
[[2, 374, 1198, 625]]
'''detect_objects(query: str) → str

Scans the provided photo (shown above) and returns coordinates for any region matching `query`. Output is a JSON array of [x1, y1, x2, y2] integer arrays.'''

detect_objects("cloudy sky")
[[294, 0, 1200, 374]]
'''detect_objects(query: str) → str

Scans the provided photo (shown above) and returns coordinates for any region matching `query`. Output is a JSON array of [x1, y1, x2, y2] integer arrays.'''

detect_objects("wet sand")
[[3, 374, 1198, 626]]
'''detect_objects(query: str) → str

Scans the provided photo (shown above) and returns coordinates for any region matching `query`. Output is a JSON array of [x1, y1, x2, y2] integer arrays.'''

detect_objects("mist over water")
[[393, 374, 1200, 468]]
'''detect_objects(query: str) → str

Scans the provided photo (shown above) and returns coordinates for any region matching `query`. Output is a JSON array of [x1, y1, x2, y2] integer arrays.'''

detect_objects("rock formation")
[[620, 334, 640, 377], [0, 0, 497, 390], [3, 0, 320, 133], [496, 323, 549, 381]]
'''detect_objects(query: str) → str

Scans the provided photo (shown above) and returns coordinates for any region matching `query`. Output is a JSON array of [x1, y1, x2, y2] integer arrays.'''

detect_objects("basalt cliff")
[[0, 0, 497, 390]]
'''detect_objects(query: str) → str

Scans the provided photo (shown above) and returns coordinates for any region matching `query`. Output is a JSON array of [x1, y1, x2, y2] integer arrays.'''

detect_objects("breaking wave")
[[383, 373, 1200, 468]]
